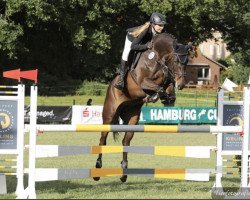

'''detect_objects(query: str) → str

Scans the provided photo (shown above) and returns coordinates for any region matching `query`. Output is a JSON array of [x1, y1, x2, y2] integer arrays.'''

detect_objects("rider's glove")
[[147, 41, 153, 49]]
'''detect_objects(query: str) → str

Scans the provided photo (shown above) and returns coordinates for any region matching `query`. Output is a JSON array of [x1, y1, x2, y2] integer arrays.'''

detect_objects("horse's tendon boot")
[[120, 161, 128, 183], [93, 158, 102, 181]]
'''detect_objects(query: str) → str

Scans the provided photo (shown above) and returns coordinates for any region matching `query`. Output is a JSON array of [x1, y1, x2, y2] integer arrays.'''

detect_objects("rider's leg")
[[114, 35, 131, 90], [114, 59, 127, 90]]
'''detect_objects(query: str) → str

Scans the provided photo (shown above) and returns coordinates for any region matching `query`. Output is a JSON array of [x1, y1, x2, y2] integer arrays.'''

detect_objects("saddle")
[[127, 50, 141, 72]]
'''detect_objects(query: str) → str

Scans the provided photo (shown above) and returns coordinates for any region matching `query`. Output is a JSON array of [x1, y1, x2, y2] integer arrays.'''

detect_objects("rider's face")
[[153, 24, 164, 33]]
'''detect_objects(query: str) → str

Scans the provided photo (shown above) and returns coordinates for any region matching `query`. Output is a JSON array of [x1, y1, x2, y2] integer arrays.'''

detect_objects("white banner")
[[72, 106, 103, 124]]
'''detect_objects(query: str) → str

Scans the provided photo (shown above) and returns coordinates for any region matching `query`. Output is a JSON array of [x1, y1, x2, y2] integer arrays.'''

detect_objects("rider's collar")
[[152, 27, 157, 36]]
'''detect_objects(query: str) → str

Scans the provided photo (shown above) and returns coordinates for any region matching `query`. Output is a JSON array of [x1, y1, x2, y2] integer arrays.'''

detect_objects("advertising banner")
[[71, 106, 217, 125], [72, 106, 103, 124], [0, 100, 17, 150], [25, 106, 72, 124], [139, 106, 217, 124], [222, 105, 243, 151]]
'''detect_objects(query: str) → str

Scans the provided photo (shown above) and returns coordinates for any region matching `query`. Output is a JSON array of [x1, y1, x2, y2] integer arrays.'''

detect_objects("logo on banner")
[[222, 105, 243, 151], [83, 108, 90, 117], [198, 109, 206, 119], [0, 109, 14, 132]]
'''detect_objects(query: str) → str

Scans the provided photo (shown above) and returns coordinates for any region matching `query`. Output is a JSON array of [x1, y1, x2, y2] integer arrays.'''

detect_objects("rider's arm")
[[130, 28, 150, 51]]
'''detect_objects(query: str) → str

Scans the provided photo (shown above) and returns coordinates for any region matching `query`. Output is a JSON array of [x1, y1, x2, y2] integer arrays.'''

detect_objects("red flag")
[[20, 69, 38, 83], [3, 69, 21, 81]]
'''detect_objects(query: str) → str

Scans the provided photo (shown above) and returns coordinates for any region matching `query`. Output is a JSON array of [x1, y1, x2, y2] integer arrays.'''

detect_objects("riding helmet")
[[150, 12, 166, 25]]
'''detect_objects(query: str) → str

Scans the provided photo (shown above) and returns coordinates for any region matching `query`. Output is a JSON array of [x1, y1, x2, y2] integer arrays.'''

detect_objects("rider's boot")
[[114, 59, 127, 90]]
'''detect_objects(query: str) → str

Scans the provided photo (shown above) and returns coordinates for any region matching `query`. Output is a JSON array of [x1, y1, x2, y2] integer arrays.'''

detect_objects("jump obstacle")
[[1, 69, 250, 199]]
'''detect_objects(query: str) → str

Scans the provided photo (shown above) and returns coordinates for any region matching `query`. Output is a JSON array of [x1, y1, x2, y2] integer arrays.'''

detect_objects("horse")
[[93, 33, 194, 182]]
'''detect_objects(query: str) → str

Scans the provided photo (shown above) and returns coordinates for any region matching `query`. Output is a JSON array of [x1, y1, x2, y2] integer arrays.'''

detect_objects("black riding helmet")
[[150, 12, 167, 25]]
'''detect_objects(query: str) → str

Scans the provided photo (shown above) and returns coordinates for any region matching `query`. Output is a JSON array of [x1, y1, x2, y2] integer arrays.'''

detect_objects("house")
[[185, 32, 230, 87], [199, 31, 231, 60]]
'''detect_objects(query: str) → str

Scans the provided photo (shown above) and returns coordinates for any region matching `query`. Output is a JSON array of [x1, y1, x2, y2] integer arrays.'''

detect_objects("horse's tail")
[[112, 114, 121, 142], [111, 104, 123, 142], [113, 131, 120, 142]]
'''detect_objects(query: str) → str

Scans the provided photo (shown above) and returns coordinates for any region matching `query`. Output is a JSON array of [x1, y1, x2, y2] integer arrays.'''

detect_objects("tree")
[[219, 49, 250, 83], [0, 0, 248, 89]]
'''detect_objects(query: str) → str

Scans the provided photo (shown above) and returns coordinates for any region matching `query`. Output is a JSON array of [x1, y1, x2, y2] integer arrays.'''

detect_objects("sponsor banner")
[[72, 106, 103, 125], [25, 106, 72, 124], [139, 106, 217, 124], [222, 105, 243, 151], [0, 100, 17, 150], [71, 106, 217, 125]]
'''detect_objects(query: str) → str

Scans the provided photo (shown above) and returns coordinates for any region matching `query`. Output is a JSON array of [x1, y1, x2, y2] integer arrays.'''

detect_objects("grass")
[[0, 87, 243, 199], [25, 88, 219, 107], [0, 132, 241, 199]]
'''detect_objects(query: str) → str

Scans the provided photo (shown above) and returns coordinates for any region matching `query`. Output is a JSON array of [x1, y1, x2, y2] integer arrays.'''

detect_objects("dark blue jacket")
[[127, 25, 153, 51]]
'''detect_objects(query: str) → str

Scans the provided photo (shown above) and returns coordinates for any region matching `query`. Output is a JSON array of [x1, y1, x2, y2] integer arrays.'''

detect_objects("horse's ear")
[[173, 39, 178, 50], [186, 42, 193, 51], [188, 45, 198, 58]]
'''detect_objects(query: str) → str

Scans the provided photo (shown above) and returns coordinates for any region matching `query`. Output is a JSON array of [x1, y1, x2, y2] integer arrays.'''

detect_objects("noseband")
[[155, 52, 186, 82]]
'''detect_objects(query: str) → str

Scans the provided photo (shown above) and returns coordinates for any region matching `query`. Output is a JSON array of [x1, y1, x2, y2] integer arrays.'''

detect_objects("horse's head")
[[171, 42, 196, 90], [152, 33, 190, 90]]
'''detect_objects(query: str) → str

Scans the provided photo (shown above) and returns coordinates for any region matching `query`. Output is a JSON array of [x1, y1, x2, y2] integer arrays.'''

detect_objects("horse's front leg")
[[93, 131, 109, 181], [140, 77, 162, 93], [161, 83, 176, 106], [120, 131, 134, 183]]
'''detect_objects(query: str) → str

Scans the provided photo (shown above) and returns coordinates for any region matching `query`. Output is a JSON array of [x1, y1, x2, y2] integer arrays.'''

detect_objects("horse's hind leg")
[[93, 131, 109, 181], [120, 131, 134, 182], [93, 84, 118, 181], [120, 106, 141, 183]]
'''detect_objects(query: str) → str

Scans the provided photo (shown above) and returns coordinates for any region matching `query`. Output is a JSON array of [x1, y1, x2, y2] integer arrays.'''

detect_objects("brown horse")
[[93, 33, 193, 182]]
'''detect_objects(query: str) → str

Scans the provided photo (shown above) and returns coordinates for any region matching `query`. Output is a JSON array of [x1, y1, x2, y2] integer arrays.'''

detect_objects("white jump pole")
[[241, 86, 250, 188], [213, 89, 224, 190], [26, 85, 38, 199], [15, 84, 25, 197]]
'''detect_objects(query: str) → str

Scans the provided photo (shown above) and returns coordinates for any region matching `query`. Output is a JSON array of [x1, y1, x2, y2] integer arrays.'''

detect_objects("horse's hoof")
[[120, 175, 127, 183], [93, 177, 100, 181]]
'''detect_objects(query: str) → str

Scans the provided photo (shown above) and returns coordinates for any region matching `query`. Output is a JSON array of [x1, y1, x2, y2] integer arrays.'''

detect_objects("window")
[[200, 44, 204, 53], [217, 44, 221, 55], [198, 67, 210, 80], [209, 45, 215, 56]]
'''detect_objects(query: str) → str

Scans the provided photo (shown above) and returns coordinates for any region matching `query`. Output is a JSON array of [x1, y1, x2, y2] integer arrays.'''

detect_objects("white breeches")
[[122, 36, 132, 61]]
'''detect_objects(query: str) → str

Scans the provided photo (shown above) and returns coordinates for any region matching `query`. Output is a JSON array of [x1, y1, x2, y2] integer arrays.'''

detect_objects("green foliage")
[[76, 81, 108, 96], [221, 65, 250, 84], [220, 50, 250, 84], [0, 18, 23, 58], [0, 0, 248, 93]]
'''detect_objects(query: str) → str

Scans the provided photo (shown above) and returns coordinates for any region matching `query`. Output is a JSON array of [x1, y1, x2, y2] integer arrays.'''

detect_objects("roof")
[[202, 54, 227, 69], [187, 47, 227, 69]]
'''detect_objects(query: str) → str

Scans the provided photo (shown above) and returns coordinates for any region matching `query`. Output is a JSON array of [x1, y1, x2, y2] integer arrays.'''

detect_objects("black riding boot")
[[114, 59, 127, 90]]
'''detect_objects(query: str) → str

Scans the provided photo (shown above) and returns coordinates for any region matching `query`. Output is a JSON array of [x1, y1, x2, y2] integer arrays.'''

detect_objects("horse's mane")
[[152, 33, 177, 59], [153, 33, 178, 50], [161, 32, 177, 40], [154, 32, 177, 42]]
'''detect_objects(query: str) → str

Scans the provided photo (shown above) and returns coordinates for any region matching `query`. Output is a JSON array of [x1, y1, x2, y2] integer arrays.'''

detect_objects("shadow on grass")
[[34, 177, 213, 195], [5, 174, 241, 198]]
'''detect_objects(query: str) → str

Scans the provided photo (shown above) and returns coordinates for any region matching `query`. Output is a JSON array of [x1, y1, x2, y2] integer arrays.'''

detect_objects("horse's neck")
[[125, 71, 147, 99]]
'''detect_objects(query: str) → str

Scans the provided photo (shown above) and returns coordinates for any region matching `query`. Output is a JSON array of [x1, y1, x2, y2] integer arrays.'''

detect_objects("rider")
[[114, 12, 167, 90]]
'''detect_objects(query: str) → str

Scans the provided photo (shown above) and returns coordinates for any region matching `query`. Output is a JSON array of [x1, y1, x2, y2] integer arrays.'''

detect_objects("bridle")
[[155, 51, 187, 83]]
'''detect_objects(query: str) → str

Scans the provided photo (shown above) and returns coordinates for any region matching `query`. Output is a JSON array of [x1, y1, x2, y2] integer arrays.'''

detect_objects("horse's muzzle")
[[176, 83, 185, 90]]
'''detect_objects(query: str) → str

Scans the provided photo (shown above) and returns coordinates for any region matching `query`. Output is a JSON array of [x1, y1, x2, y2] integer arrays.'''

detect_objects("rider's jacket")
[[126, 25, 168, 52]]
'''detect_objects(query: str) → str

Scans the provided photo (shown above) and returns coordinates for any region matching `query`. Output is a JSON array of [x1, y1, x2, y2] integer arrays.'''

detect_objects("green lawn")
[[26, 88, 219, 107], [0, 87, 243, 199], [0, 131, 241, 199]]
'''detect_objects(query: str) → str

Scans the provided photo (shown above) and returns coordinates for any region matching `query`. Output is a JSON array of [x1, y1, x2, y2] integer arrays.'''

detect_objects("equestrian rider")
[[114, 12, 167, 90]]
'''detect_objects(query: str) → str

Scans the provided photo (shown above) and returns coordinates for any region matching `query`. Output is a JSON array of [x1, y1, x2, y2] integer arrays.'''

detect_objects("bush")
[[76, 81, 108, 96]]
